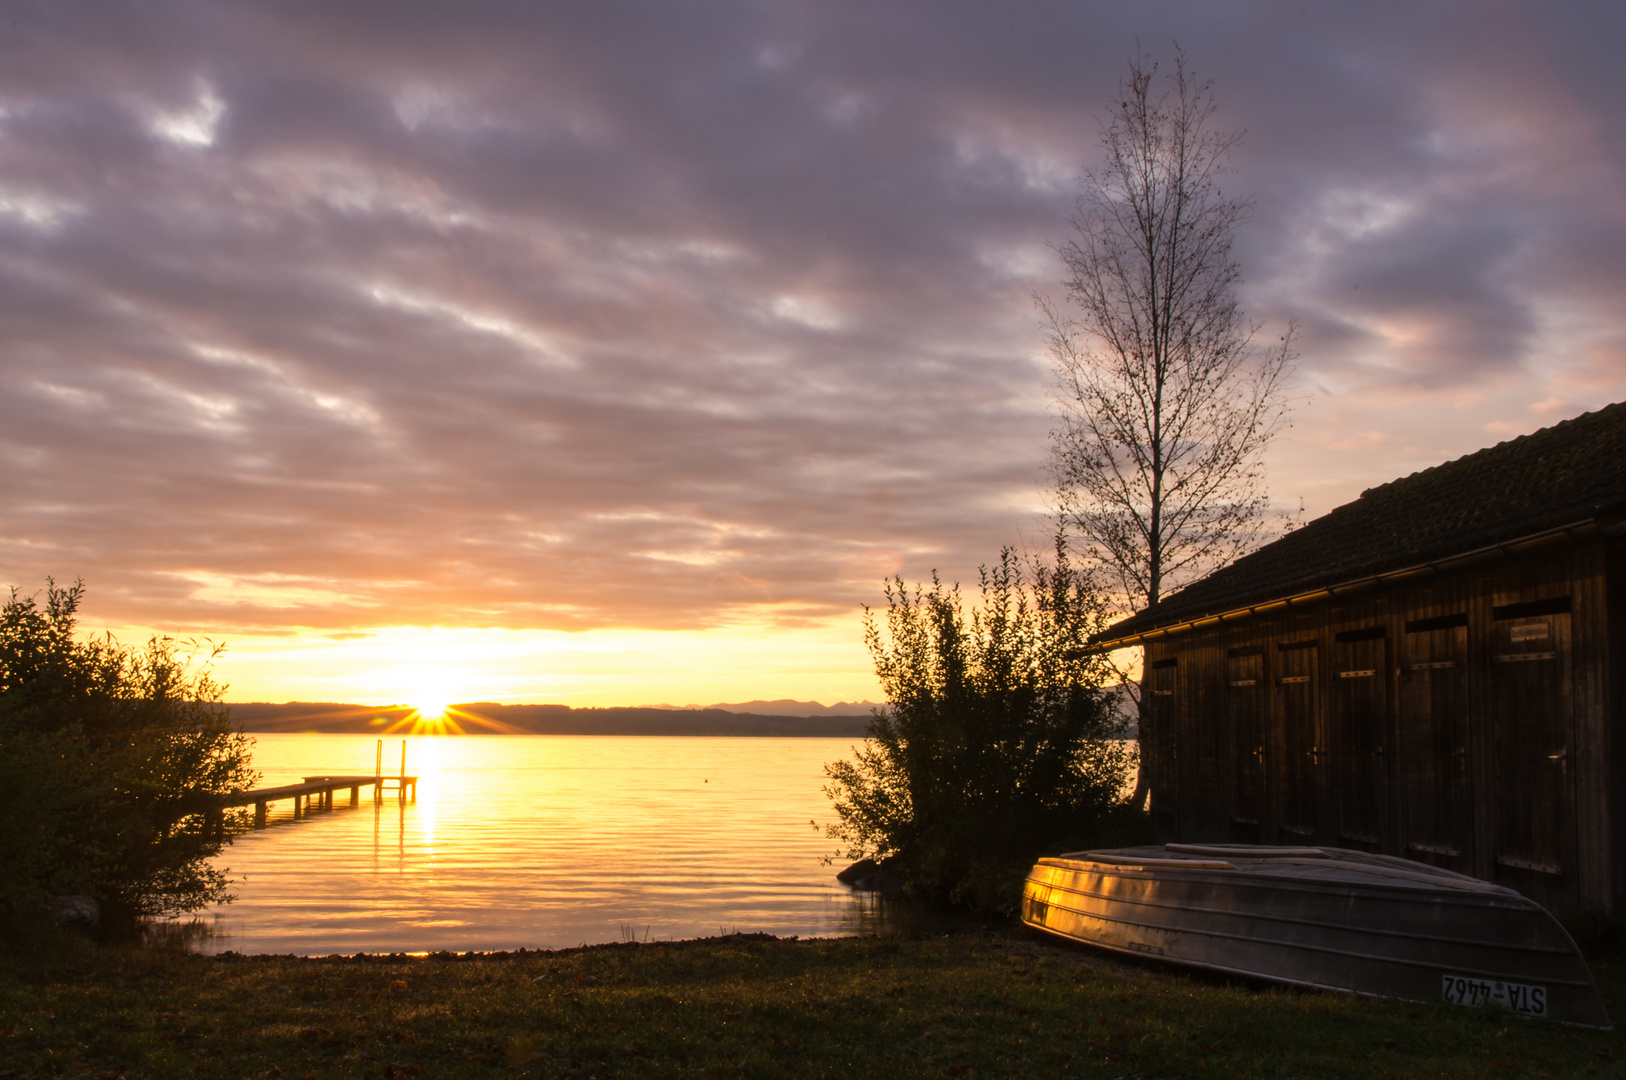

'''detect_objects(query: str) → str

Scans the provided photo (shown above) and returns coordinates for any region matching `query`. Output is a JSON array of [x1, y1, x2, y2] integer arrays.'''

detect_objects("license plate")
[[1442, 974, 1547, 1017]]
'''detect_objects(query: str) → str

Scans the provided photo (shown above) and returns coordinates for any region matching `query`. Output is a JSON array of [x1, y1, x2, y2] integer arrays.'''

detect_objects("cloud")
[[149, 82, 226, 147], [0, 0, 1622, 653]]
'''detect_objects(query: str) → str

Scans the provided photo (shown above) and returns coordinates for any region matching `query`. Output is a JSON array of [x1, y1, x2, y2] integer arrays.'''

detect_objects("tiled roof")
[[1101, 401, 1626, 642]]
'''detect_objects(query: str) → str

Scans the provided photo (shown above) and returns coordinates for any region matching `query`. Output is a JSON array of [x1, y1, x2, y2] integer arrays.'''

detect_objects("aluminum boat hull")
[[1022, 844, 1609, 1028]]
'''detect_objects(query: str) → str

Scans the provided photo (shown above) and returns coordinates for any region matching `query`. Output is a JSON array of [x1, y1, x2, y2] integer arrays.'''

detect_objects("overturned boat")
[[1022, 844, 1610, 1028]]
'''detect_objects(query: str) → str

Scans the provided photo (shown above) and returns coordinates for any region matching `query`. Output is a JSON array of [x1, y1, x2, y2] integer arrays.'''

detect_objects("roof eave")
[[1089, 517, 1608, 653]]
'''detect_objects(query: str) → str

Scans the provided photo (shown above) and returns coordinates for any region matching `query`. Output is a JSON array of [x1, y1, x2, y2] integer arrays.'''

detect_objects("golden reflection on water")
[[414, 736, 440, 850], [205, 734, 921, 955]]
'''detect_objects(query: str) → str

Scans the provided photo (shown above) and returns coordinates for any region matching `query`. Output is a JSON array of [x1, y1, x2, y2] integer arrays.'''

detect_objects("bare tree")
[[1043, 49, 1294, 804]]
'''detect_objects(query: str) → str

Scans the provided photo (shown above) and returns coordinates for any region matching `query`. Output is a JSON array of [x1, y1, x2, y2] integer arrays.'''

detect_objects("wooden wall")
[[1144, 536, 1620, 916]]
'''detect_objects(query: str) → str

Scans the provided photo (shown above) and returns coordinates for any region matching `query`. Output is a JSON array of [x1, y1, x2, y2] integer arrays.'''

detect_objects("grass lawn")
[[3, 927, 1623, 1079]]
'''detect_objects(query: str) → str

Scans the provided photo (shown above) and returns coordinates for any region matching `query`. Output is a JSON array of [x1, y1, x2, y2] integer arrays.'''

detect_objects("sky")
[[2, 1, 1623, 708]]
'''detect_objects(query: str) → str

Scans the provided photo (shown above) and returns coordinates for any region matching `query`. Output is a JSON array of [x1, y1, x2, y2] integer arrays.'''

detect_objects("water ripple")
[[202, 734, 881, 954]]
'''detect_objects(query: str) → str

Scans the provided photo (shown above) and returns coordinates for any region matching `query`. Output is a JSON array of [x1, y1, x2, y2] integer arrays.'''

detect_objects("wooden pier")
[[221, 775, 418, 827], [219, 777, 416, 826], [221, 740, 419, 828]]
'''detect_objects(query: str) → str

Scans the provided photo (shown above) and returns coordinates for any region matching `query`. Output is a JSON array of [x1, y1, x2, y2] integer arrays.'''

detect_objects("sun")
[[415, 695, 452, 722], [409, 691, 466, 734], [411, 675, 458, 723]]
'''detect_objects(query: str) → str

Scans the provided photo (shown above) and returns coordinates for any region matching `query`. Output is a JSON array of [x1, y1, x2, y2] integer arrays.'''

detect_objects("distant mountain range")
[[649, 698, 879, 716], [227, 700, 872, 737], [227, 692, 1137, 737]]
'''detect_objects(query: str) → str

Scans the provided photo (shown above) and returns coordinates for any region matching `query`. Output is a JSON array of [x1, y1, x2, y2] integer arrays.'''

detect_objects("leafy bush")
[[0, 580, 256, 931], [825, 540, 1143, 913]]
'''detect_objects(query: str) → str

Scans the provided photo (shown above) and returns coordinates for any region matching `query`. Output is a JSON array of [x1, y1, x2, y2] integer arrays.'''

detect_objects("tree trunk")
[[1129, 660, 1152, 811]]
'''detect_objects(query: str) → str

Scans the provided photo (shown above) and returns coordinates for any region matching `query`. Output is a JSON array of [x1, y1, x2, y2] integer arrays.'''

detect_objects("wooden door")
[[1147, 659, 1178, 839], [1184, 656, 1227, 843], [1226, 650, 1266, 842], [1274, 642, 1320, 841], [1331, 633, 1388, 849], [1399, 620, 1472, 871], [1488, 605, 1576, 908]]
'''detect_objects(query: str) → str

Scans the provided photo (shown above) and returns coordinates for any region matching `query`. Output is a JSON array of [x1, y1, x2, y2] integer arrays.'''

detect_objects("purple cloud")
[[1, 0, 1622, 639]]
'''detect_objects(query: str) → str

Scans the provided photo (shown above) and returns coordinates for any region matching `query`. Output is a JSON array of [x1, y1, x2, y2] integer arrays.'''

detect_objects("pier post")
[[255, 800, 266, 828], [375, 739, 383, 802], [399, 740, 407, 804], [350, 784, 359, 806]]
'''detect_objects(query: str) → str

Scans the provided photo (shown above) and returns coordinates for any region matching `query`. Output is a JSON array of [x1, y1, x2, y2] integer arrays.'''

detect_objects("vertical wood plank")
[[1569, 542, 1610, 909], [1607, 538, 1626, 914]]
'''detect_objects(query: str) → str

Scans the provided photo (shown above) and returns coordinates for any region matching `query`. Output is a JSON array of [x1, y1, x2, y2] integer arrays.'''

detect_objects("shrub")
[[824, 539, 1143, 913], [0, 580, 256, 931]]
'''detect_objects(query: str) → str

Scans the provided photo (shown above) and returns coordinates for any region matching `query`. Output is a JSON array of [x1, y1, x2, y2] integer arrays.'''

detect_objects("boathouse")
[[1095, 402, 1626, 915]]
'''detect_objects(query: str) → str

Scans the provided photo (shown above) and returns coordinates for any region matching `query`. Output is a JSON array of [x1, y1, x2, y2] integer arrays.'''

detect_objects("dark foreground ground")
[[3, 927, 1624, 1079]]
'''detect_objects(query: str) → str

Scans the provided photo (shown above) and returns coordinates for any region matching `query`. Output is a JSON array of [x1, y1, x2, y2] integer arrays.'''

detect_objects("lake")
[[198, 734, 909, 955]]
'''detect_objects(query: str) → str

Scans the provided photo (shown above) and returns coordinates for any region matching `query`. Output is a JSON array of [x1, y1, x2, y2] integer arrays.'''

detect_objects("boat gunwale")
[[1160, 843, 1330, 858], [1027, 871, 1573, 956], [1032, 856, 1524, 902], [1023, 875, 1586, 969], [1163, 843, 1496, 886], [1070, 855, 1239, 870]]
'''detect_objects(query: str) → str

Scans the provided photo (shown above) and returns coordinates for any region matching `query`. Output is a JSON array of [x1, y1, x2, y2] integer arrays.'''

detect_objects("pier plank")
[[221, 773, 417, 827]]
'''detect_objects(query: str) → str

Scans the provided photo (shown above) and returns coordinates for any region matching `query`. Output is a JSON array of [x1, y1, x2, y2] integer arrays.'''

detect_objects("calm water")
[[199, 734, 912, 955]]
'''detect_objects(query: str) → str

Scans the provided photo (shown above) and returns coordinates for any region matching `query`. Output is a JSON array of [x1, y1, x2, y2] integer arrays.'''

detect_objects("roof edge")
[[1089, 517, 1607, 653]]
